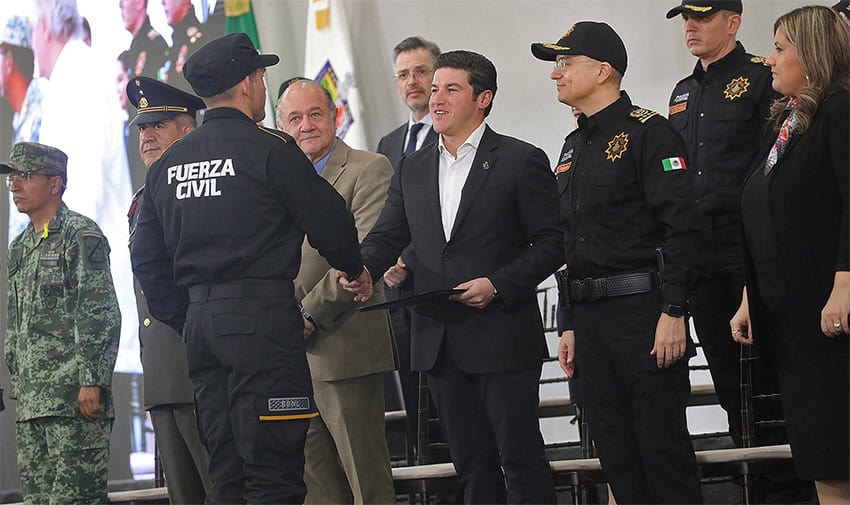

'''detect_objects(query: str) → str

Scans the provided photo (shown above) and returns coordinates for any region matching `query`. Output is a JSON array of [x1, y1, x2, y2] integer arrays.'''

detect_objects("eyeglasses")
[[394, 67, 432, 81], [554, 57, 599, 70], [5, 172, 57, 188]]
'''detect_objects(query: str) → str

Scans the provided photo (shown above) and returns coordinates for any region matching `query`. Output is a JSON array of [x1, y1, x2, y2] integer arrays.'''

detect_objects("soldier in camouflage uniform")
[[2, 142, 120, 505]]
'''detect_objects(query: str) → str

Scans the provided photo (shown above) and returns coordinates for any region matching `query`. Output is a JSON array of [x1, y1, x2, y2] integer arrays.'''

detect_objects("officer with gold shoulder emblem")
[[666, 0, 779, 449], [533, 21, 706, 503], [126, 76, 213, 505]]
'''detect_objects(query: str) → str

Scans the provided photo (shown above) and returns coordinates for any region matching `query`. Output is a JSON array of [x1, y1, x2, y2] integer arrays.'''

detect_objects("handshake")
[[336, 268, 374, 302]]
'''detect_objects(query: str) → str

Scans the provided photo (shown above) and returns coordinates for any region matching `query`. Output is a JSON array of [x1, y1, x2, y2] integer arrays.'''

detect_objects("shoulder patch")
[[257, 125, 290, 143], [80, 231, 108, 270], [628, 107, 659, 124]]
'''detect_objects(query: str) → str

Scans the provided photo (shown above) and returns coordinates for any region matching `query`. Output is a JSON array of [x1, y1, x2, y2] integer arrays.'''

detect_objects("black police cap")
[[666, 1, 743, 19], [834, 1, 850, 14], [531, 22, 628, 76], [126, 76, 206, 126], [184, 32, 279, 98]]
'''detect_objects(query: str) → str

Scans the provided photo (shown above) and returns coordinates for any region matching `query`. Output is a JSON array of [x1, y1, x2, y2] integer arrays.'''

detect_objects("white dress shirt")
[[437, 121, 487, 239]]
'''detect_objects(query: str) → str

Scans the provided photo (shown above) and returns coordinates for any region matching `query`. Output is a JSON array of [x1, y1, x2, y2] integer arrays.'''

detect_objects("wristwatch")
[[662, 303, 685, 318]]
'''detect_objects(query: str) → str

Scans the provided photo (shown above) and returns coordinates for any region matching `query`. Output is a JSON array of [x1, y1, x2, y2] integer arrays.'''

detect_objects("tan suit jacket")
[[295, 139, 395, 381]]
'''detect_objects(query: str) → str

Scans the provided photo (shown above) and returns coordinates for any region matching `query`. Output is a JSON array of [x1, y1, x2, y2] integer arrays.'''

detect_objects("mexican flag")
[[225, 0, 260, 49], [662, 157, 687, 171]]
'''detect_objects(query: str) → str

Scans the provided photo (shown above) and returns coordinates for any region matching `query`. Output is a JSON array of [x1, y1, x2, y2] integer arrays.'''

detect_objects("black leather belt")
[[569, 271, 658, 303], [188, 279, 294, 303]]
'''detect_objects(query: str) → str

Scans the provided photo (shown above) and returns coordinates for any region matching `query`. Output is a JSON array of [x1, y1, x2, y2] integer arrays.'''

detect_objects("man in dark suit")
[[342, 50, 561, 503], [375, 36, 440, 459]]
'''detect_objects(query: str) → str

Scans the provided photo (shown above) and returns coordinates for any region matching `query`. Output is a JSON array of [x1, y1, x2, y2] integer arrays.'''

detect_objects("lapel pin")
[[482, 161, 490, 171]]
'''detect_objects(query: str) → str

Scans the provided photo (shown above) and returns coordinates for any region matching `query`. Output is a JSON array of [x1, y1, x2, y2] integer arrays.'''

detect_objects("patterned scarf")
[[764, 98, 800, 174]]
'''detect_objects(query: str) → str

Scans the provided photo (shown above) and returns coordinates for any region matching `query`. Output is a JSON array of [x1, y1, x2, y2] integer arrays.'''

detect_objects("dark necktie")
[[403, 123, 425, 156]]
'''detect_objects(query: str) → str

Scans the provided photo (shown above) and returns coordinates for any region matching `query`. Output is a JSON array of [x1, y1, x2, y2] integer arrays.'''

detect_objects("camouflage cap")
[[0, 16, 32, 49], [0, 142, 68, 178]]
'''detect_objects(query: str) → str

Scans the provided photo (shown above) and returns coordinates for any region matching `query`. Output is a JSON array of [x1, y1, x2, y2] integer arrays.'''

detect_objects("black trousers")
[[427, 347, 555, 504], [185, 281, 313, 504], [689, 268, 746, 446], [574, 292, 702, 505]]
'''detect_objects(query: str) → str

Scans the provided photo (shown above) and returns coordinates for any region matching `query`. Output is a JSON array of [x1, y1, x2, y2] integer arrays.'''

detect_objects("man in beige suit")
[[276, 78, 396, 504]]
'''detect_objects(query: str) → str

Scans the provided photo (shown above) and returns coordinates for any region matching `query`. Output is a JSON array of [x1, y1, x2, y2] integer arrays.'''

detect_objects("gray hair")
[[392, 36, 441, 63], [34, 0, 81, 41]]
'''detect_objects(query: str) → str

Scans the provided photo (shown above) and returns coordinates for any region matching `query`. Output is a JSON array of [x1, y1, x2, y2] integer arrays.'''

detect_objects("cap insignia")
[[724, 76, 750, 100], [542, 42, 570, 51], [139, 97, 149, 108], [606, 132, 629, 162], [560, 25, 576, 40], [683, 4, 713, 12]]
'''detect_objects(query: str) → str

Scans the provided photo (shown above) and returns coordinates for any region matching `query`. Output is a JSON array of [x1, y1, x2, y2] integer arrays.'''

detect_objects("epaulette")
[[257, 125, 291, 143], [749, 55, 768, 66], [627, 107, 659, 124]]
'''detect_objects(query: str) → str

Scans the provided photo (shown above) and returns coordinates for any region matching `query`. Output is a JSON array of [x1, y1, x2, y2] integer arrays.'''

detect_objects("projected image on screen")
[[0, 0, 224, 480]]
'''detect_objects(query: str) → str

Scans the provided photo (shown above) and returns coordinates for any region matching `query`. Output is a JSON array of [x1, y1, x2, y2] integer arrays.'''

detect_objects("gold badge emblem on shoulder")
[[139, 97, 149, 108], [750, 56, 767, 65], [606, 132, 629, 162], [724, 76, 750, 100], [629, 108, 658, 123]]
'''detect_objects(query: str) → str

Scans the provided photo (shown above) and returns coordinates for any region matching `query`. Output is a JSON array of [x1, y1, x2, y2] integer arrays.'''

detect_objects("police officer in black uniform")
[[666, 0, 776, 450], [130, 32, 369, 504], [533, 22, 706, 504], [126, 76, 213, 505]]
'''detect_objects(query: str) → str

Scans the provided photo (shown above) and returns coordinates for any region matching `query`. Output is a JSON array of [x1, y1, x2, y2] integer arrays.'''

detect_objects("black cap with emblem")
[[183, 32, 279, 98], [666, 1, 743, 19], [126, 76, 206, 126], [531, 21, 628, 76]]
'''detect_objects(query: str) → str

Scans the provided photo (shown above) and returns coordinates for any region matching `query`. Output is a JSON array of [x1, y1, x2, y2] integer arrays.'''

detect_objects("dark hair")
[[278, 78, 336, 115], [392, 36, 441, 63], [433, 50, 497, 117], [5, 45, 34, 81]]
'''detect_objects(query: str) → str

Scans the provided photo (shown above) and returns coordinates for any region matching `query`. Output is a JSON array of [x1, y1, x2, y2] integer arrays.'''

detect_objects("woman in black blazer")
[[731, 6, 849, 503]]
